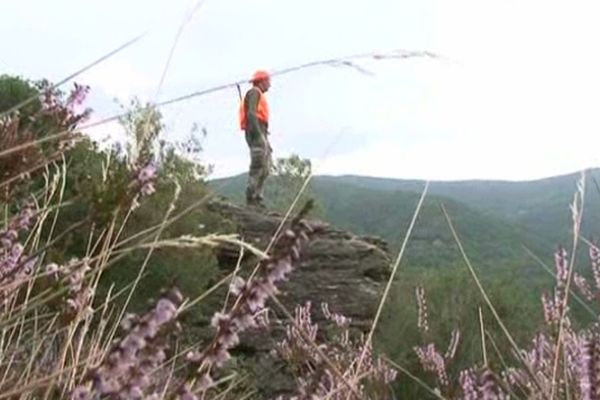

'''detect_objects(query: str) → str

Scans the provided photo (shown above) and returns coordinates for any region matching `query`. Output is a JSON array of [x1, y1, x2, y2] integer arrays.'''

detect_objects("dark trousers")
[[245, 129, 272, 204]]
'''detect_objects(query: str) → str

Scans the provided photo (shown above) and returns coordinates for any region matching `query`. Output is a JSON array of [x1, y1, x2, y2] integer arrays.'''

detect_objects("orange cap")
[[251, 70, 270, 82]]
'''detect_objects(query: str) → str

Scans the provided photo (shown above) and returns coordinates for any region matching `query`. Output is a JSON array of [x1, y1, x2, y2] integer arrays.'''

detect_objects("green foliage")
[[29, 146, 227, 363], [271, 153, 312, 180], [316, 173, 600, 250], [0, 74, 89, 137], [119, 98, 163, 165], [0, 74, 40, 116], [269, 154, 323, 215], [377, 266, 551, 398], [0, 74, 91, 204], [42, 99, 225, 317]]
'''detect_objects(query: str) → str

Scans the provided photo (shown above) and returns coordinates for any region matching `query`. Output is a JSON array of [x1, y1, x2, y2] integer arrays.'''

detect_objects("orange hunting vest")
[[239, 88, 269, 131]]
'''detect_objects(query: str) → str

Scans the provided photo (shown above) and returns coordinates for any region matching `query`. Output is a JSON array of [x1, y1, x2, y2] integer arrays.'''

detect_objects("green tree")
[[269, 153, 323, 216], [0, 74, 40, 116], [34, 95, 225, 318], [0, 75, 89, 200], [118, 97, 163, 166]]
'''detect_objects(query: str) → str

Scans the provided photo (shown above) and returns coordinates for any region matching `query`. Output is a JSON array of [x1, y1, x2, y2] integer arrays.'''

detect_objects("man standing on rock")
[[239, 70, 272, 208]]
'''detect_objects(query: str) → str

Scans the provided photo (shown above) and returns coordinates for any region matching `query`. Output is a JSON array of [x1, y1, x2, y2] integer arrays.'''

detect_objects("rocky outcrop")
[[206, 200, 391, 396]]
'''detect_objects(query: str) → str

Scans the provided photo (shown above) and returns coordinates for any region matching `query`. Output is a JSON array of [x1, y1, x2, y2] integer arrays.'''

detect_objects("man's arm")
[[245, 88, 267, 136]]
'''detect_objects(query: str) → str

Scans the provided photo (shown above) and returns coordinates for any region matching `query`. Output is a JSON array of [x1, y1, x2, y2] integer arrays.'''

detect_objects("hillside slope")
[[315, 169, 600, 247], [211, 174, 551, 270], [311, 179, 549, 269]]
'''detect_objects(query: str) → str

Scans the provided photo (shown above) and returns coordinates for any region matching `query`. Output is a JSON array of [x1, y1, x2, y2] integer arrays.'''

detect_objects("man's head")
[[251, 70, 271, 92]]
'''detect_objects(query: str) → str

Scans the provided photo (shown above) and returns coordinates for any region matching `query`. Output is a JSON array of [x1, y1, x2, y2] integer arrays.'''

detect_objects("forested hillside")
[[211, 170, 593, 270]]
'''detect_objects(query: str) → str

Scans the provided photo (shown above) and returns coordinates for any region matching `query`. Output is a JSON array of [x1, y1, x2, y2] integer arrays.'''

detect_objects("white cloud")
[[208, 155, 248, 179], [79, 60, 155, 102], [82, 116, 128, 152], [98, 0, 600, 180], [316, 133, 598, 182]]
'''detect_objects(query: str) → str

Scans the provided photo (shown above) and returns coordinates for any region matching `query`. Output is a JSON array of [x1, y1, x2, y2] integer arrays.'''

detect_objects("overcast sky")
[[2, 0, 599, 181]]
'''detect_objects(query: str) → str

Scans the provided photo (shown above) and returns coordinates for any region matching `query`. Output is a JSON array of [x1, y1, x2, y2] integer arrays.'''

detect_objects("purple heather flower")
[[137, 163, 157, 182], [179, 385, 201, 400], [229, 276, 246, 295], [321, 303, 350, 327], [233, 314, 257, 330], [579, 335, 594, 400], [525, 332, 551, 371], [575, 273, 595, 301], [207, 346, 231, 368], [185, 351, 203, 363], [211, 312, 230, 329], [267, 257, 293, 283], [67, 83, 90, 106], [217, 330, 239, 348], [414, 343, 449, 386], [277, 301, 396, 399], [416, 285, 429, 334], [542, 292, 558, 325], [197, 373, 214, 392], [460, 369, 478, 400], [128, 386, 143, 399], [590, 245, 600, 291], [44, 258, 94, 319], [72, 288, 183, 399], [504, 368, 528, 388], [45, 262, 59, 275], [70, 387, 91, 400], [155, 298, 177, 324], [129, 161, 158, 203], [555, 247, 569, 286], [479, 369, 499, 399]]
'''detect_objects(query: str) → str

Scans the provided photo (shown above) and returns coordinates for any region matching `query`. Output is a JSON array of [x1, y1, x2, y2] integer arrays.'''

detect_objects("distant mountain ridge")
[[314, 170, 600, 245]]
